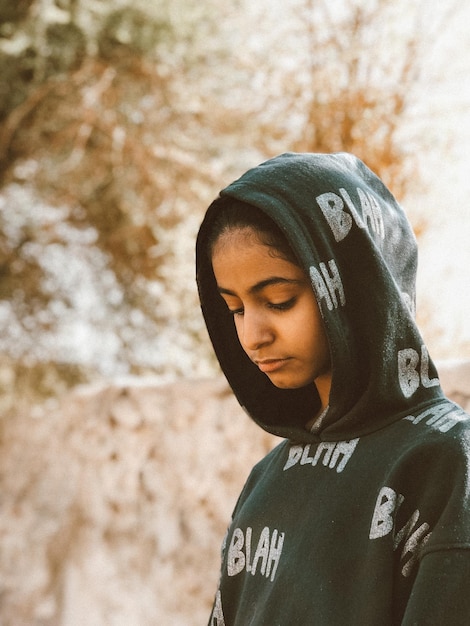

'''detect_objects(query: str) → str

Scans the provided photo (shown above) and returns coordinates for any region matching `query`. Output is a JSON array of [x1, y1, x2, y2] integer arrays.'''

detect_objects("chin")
[[268, 376, 312, 390]]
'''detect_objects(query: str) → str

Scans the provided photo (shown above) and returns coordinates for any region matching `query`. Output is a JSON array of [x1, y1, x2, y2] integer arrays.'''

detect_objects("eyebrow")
[[217, 277, 304, 296]]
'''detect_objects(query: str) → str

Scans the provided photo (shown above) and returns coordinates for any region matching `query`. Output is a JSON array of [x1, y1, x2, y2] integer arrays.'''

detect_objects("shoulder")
[[399, 400, 470, 461], [230, 439, 288, 516], [250, 438, 290, 474], [237, 439, 289, 494], [370, 401, 470, 506], [402, 398, 469, 436], [387, 402, 470, 513]]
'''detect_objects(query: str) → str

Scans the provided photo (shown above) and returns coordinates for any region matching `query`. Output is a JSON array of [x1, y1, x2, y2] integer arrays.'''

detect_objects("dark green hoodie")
[[196, 153, 470, 625]]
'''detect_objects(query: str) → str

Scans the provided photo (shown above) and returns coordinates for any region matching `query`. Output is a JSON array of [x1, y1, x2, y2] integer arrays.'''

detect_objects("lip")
[[255, 358, 290, 373]]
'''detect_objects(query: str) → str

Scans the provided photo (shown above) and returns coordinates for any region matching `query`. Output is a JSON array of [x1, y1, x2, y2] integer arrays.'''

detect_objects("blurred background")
[[1, 1, 470, 624], [0, 0, 469, 413]]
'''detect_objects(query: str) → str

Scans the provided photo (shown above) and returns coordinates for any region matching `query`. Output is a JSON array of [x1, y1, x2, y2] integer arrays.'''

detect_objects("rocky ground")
[[1, 361, 469, 625]]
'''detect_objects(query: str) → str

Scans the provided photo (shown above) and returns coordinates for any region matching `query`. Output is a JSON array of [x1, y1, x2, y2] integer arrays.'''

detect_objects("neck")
[[305, 372, 331, 431]]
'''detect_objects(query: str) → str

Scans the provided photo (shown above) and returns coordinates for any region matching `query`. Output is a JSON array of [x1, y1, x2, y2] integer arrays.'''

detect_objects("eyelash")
[[228, 297, 297, 317]]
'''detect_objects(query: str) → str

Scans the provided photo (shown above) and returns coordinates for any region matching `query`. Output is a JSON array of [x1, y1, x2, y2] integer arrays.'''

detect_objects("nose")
[[237, 308, 274, 352]]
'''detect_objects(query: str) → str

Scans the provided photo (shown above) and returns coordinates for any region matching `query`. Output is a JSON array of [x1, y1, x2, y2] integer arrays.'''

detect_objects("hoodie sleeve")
[[401, 550, 470, 625]]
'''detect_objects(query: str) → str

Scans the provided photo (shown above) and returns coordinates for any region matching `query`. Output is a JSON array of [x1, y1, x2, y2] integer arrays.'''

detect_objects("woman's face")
[[211, 228, 332, 399]]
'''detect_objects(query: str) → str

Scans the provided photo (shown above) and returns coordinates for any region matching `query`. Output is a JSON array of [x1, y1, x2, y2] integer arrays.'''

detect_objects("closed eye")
[[227, 297, 297, 317], [268, 297, 297, 311]]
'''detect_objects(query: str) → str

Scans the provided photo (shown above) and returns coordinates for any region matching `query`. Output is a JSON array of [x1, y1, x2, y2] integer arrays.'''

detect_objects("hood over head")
[[196, 152, 443, 442]]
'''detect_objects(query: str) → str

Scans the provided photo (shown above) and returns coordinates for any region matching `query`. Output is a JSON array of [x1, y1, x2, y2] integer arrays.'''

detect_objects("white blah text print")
[[227, 526, 285, 582], [369, 486, 432, 577], [316, 187, 385, 242], [398, 344, 439, 398], [283, 439, 359, 473]]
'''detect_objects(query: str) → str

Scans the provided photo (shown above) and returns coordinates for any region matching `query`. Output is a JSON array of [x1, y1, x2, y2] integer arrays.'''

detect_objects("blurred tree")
[[0, 0, 34, 25], [249, 0, 455, 198], [0, 0, 230, 412], [0, 0, 458, 412]]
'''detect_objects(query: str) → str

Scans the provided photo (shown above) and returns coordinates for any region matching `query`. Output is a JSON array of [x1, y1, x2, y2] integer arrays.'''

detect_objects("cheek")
[[233, 316, 242, 336], [302, 305, 330, 357], [233, 316, 247, 347], [298, 298, 324, 333]]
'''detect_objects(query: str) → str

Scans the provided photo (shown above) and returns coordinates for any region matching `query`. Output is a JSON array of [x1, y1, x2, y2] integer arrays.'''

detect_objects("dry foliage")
[[0, 0, 453, 409]]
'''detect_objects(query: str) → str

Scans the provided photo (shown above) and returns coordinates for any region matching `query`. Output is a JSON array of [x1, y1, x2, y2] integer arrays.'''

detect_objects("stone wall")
[[0, 377, 276, 626], [1, 362, 469, 625]]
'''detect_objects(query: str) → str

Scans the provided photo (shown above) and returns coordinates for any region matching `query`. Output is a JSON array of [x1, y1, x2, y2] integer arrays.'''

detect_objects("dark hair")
[[206, 197, 299, 266]]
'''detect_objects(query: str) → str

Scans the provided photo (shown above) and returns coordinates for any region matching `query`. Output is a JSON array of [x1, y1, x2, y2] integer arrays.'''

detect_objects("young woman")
[[196, 152, 470, 625]]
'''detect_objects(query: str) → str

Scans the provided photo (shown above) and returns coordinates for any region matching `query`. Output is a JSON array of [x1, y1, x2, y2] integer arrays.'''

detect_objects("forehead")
[[212, 227, 289, 269], [212, 228, 305, 292], [211, 226, 262, 255]]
